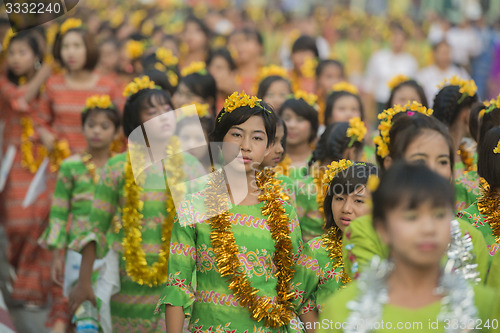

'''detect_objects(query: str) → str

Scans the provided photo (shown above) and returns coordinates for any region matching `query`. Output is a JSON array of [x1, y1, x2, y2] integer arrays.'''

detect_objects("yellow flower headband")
[[437, 75, 477, 104], [346, 117, 367, 147], [181, 61, 207, 77], [126, 40, 146, 60], [494, 139, 500, 154], [2, 29, 16, 51], [332, 81, 359, 95], [218, 91, 269, 122], [480, 94, 500, 119], [181, 103, 209, 119], [123, 76, 160, 98], [167, 70, 178, 87], [257, 65, 289, 83], [387, 74, 410, 90], [156, 47, 178, 67], [322, 159, 356, 185], [83, 95, 114, 113], [60, 18, 83, 35], [293, 90, 318, 107], [373, 101, 433, 158]]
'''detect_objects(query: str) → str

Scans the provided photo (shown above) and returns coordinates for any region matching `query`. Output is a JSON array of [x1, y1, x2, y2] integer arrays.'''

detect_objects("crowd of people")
[[1, 0, 500, 332]]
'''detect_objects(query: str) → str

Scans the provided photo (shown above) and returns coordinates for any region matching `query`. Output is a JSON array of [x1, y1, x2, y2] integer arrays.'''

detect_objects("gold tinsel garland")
[[275, 154, 291, 177], [477, 179, 500, 244], [322, 226, 351, 285], [20, 117, 47, 174], [207, 169, 295, 328], [458, 142, 475, 172], [122, 137, 184, 286], [82, 152, 99, 184], [311, 162, 326, 218]]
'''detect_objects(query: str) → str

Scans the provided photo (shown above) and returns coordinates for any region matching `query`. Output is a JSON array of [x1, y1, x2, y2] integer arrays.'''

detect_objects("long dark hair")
[[6, 31, 42, 85]]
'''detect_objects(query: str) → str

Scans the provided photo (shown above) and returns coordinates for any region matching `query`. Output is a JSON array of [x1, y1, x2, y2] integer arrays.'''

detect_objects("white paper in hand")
[[22, 157, 48, 208], [0, 145, 16, 193]]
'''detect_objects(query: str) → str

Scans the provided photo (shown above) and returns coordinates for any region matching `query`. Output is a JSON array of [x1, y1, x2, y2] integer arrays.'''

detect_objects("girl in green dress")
[[319, 163, 500, 333], [159, 92, 307, 332]]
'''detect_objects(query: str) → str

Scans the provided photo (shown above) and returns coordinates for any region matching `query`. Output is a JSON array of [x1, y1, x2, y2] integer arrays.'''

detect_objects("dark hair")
[[53, 28, 99, 71], [372, 162, 455, 225], [433, 85, 478, 127], [324, 162, 378, 230], [468, 102, 485, 143], [315, 59, 344, 80], [477, 127, 500, 188], [432, 40, 450, 51], [385, 80, 429, 110], [178, 72, 217, 114], [291, 35, 319, 58], [278, 98, 319, 143], [229, 27, 263, 46], [207, 47, 236, 71], [6, 31, 42, 85], [256, 76, 292, 100], [376, 112, 454, 173], [143, 68, 177, 96], [478, 106, 500, 147], [210, 101, 277, 148], [81, 106, 121, 131], [123, 88, 174, 138], [324, 90, 364, 125], [277, 117, 288, 155]]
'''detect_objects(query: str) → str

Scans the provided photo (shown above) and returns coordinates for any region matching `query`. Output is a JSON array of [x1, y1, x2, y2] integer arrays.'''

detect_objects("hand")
[[51, 250, 65, 287], [68, 281, 96, 315], [39, 128, 56, 151]]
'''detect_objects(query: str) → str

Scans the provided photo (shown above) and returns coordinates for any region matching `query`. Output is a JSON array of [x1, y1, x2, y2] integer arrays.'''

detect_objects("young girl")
[[319, 163, 500, 333], [39, 95, 120, 332], [324, 82, 364, 126], [207, 48, 237, 111], [173, 66, 217, 117], [159, 92, 306, 332], [179, 15, 211, 69], [256, 67, 293, 112], [295, 162, 378, 327], [289, 35, 318, 93], [385, 74, 428, 109], [68, 76, 204, 331], [315, 59, 345, 118], [343, 102, 489, 281]]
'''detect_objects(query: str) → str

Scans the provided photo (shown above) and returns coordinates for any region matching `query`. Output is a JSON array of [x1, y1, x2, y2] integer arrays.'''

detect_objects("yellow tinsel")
[[207, 169, 295, 328], [180, 61, 206, 77], [20, 117, 48, 174], [122, 136, 184, 286], [346, 117, 367, 147], [84, 95, 113, 111], [477, 179, 500, 244], [332, 81, 359, 95], [387, 74, 410, 90], [82, 152, 99, 184], [60, 18, 82, 35], [322, 227, 351, 285], [123, 76, 158, 98], [49, 140, 71, 172], [294, 90, 318, 108]]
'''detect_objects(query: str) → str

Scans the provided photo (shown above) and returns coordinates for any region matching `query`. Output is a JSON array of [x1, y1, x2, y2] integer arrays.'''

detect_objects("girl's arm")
[[300, 311, 319, 333], [23, 63, 52, 104], [68, 241, 96, 313], [165, 305, 185, 333]]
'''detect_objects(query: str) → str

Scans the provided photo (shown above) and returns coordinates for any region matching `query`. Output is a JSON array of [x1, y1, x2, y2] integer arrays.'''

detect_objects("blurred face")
[[222, 115, 269, 173], [183, 21, 208, 52], [403, 130, 452, 180], [263, 80, 291, 111], [173, 82, 204, 109], [178, 122, 208, 161], [434, 43, 452, 69], [329, 95, 361, 124], [281, 108, 312, 146], [331, 185, 371, 232], [162, 39, 180, 58], [391, 85, 422, 107], [208, 55, 232, 88], [262, 124, 285, 168], [391, 29, 406, 53], [229, 33, 262, 65], [60, 31, 87, 71], [83, 111, 117, 151], [7, 40, 37, 77], [140, 99, 175, 143], [98, 42, 118, 72], [317, 64, 343, 95], [291, 50, 315, 73], [377, 201, 452, 268]]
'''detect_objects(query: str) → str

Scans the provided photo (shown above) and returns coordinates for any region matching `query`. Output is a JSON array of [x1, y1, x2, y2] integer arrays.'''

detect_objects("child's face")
[[317, 64, 343, 94], [263, 80, 291, 112], [392, 86, 422, 108], [331, 186, 371, 232], [328, 95, 361, 124], [377, 201, 452, 268], [262, 124, 285, 168], [228, 33, 261, 65], [83, 111, 117, 151], [183, 21, 207, 52], [140, 101, 175, 143], [222, 115, 269, 173], [291, 50, 315, 73], [281, 108, 312, 146], [403, 130, 452, 180], [61, 31, 87, 71], [7, 40, 36, 77], [208, 55, 232, 88], [98, 42, 118, 72], [173, 83, 204, 109], [178, 122, 208, 160]]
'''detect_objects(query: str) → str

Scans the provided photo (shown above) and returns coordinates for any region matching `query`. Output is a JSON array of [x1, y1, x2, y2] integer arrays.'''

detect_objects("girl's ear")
[[383, 155, 392, 170]]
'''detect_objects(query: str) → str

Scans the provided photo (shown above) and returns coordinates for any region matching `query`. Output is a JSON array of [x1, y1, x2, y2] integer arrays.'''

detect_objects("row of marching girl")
[[68, 76, 205, 331], [158, 92, 313, 331]]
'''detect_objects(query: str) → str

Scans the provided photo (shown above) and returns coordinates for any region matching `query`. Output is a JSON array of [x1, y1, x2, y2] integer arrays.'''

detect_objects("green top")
[[487, 250, 500, 291], [342, 215, 489, 282], [455, 170, 480, 212], [155, 190, 308, 332], [318, 281, 500, 333], [39, 153, 102, 251]]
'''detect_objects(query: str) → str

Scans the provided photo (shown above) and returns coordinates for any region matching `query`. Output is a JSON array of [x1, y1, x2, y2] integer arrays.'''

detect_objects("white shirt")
[[416, 65, 470, 107]]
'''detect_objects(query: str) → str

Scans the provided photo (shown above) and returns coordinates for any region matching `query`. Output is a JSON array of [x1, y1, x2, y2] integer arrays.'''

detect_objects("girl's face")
[[183, 21, 207, 52], [392, 85, 422, 107], [222, 115, 269, 173], [377, 201, 452, 268], [403, 130, 452, 180], [291, 50, 315, 73], [208, 55, 232, 89], [61, 31, 87, 71], [172, 82, 204, 109], [7, 40, 37, 77], [178, 122, 208, 160], [331, 185, 371, 232], [262, 124, 285, 168], [83, 111, 117, 151], [263, 80, 291, 112], [162, 39, 180, 58], [329, 95, 361, 124], [317, 64, 343, 94], [281, 108, 312, 146], [98, 42, 118, 72], [229, 33, 261, 65], [140, 100, 175, 143]]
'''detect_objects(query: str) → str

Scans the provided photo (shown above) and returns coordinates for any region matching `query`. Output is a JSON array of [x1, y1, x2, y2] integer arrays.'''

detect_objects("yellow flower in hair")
[[322, 159, 355, 184], [346, 117, 367, 146], [300, 57, 317, 78], [46, 24, 59, 48], [126, 40, 145, 60], [60, 18, 82, 35], [366, 174, 380, 192], [294, 90, 318, 107], [167, 71, 178, 87], [257, 65, 289, 83], [494, 139, 500, 154], [156, 47, 179, 67], [110, 10, 125, 28], [219, 92, 264, 122], [154, 62, 167, 72], [142, 19, 155, 36], [131, 10, 147, 29], [182, 103, 209, 118], [181, 61, 206, 77], [482, 94, 500, 117], [332, 81, 359, 95], [437, 75, 477, 103], [85, 95, 113, 111], [387, 74, 410, 90], [123, 76, 158, 97], [2, 29, 15, 51]]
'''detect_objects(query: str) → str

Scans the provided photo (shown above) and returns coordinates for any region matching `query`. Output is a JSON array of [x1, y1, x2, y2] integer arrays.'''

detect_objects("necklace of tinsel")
[[446, 219, 481, 284], [207, 168, 295, 328], [343, 256, 479, 333], [477, 178, 500, 244], [311, 161, 326, 218], [322, 226, 351, 286], [20, 117, 47, 173], [122, 137, 184, 286]]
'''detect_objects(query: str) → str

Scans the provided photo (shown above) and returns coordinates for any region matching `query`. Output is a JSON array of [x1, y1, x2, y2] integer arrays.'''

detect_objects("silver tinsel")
[[446, 219, 481, 284]]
